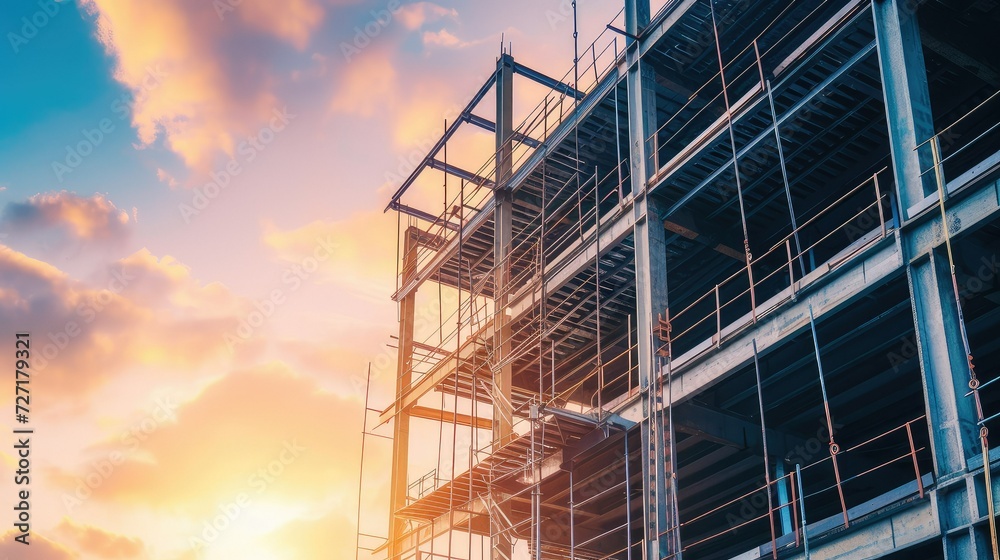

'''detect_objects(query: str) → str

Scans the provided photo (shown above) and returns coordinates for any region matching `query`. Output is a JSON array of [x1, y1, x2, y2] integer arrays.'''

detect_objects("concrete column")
[[493, 51, 515, 451], [872, 0, 936, 220], [626, 0, 677, 557], [907, 249, 988, 559], [492, 52, 515, 560], [389, 227, 419, 559], [875, 1, 990, 556]]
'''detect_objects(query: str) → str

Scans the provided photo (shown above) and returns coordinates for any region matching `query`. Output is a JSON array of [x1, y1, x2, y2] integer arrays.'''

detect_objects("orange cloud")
[[0, 245, 243, 400], [79, 0, 328, 173], [329, 48, 397, 117], [82, 364, 366, 516], [219, 0, 325, 50], [0, 530, 76, 558], [262, 210, 398, 297], [56, 519, 145, 559], [1, 191, 131, 242]]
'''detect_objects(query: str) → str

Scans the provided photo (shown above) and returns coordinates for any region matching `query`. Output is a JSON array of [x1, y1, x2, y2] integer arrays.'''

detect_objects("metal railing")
[[659, 167, 893, 358], [650, 415, 929, 560]]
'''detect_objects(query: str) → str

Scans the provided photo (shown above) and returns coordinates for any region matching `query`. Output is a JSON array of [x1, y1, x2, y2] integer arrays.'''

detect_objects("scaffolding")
[[358, 0, 1000, 559]]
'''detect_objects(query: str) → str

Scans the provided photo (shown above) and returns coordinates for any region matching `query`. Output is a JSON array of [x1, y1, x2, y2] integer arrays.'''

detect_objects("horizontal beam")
[[512, 60, 584, 100], [410, 405, 492, 430], [674, 402, 802, 457], [509, 197, 635, 317], [663, 218, 744, 261], [464, 113, 542, 148], [428, 158, 494, 187], [390, 201, 460, 232], [375, 497, 487, 555], [659, 38, 877, 217]]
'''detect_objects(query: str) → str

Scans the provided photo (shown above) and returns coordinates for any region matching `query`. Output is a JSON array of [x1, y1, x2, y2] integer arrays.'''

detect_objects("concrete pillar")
[[907, 249, 988, 559], [872, 0, 936, 220], [875, 1, 991, 556], [626, 0, 677, 557], [493, 52, 515, 560]]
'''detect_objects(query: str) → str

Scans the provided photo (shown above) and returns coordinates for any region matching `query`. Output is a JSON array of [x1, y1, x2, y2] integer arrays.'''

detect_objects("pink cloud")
[[1, 191, 131, 243], [79, 0, 331, 174], [0, 245, 244, 400], [396, 1, 458, 30]]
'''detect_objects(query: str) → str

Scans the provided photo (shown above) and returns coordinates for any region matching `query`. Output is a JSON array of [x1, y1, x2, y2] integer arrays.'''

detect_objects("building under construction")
[[358, 0, 1000, 558]]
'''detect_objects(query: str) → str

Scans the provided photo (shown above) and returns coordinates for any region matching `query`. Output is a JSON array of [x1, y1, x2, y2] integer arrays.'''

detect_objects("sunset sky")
[[0, 1, 624, 558]]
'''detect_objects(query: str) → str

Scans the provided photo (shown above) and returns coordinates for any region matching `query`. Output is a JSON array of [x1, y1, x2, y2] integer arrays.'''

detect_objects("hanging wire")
[[710, 0, 757, 322]]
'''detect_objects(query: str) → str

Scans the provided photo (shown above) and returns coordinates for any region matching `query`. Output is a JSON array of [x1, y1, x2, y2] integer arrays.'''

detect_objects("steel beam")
[[512, 60, 585, 100], [464, 113, 542, 148], [492, 51, 515, 560], [388, 228, 418, 559], [428, 158, 494, 187], [627, 0, 676, 556]]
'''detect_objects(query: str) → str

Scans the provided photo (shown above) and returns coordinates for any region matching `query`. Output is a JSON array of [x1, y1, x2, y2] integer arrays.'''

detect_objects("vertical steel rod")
[[715, 285, 721, 348], [796, 463, 810, 559], [570, 467, 576, 560], [355, 363, 373, 560], [905, 421, 924, 499], [790, 469, 801, 548], [625, 430, 633, 560], [595, 167, 603, 418], [873, 173, 887, 239], [807, 305, 849, 527], [710, 0, 756, 323], [752, 339, 779, 559]]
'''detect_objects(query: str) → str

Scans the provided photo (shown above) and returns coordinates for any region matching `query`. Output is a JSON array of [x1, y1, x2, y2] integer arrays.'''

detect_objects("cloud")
[[329, 48, 397, 117], [79, 0, 330, 173], [262, 210, 397, 297], [0, 530, 76, 558], [0, 245, 243, 399], [156, 168, 179, 189], [79, 364, 365, 516], [1, 191, 131, 243], [56, 519, 145, 559], [422, 28, 488, 49], [218, 0, 325, 50], [396, 2, 458, 30]]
